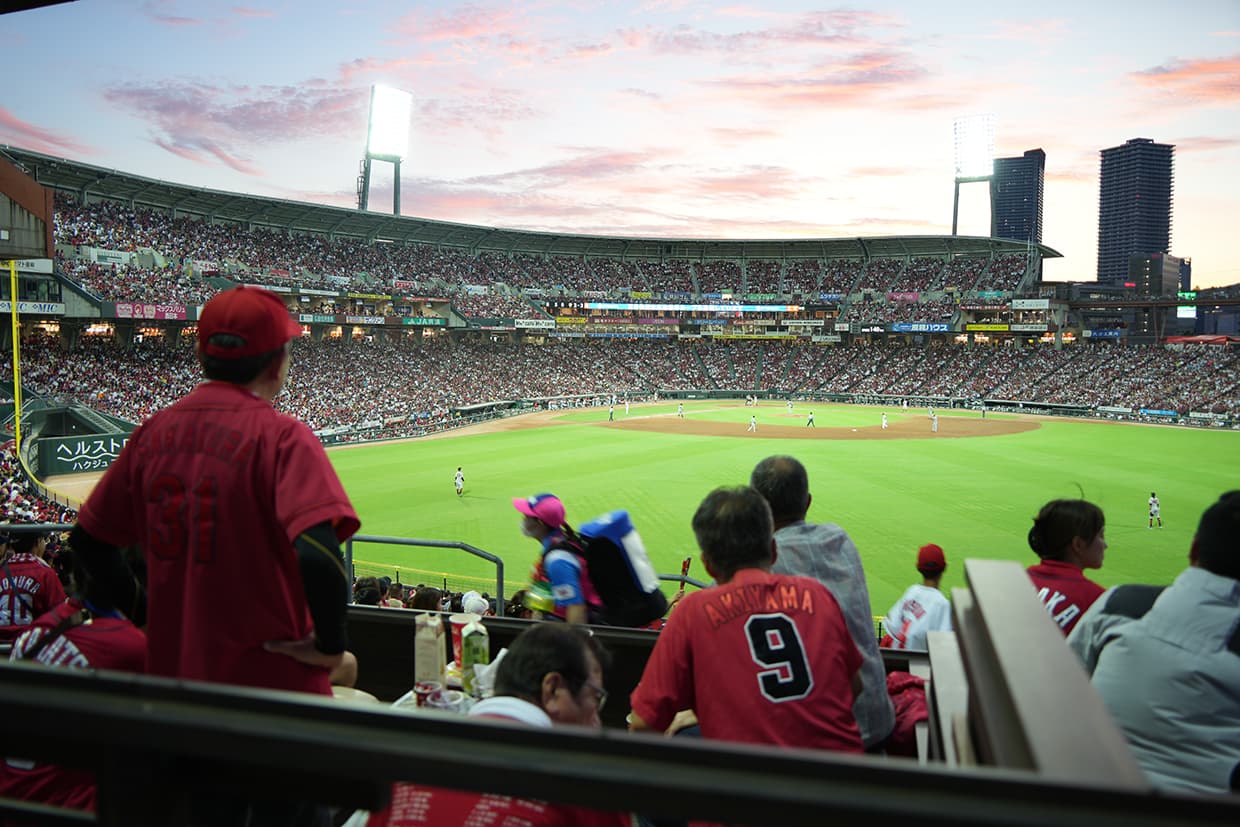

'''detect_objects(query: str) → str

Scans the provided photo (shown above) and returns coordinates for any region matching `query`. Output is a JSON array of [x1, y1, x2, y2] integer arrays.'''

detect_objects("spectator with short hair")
[[347, 624, 633, 827], [629, 486, 864, 754], [749, 455, 895, 750], [0, 532, 67, 645]]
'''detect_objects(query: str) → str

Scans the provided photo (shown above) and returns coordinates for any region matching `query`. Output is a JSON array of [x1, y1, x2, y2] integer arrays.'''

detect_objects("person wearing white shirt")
[[882, 544, 952, 651]]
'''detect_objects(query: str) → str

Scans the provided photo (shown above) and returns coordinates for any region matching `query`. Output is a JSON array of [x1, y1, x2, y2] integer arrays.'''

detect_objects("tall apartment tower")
[[1097, 138, 1174, 285], [990, 148, 1045, 243]]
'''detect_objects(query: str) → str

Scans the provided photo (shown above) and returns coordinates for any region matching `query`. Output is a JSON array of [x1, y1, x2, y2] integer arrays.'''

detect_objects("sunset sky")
[[3, 1, 1237, 286]]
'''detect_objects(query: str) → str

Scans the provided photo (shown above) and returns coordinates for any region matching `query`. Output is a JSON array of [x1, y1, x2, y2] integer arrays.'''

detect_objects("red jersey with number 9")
[[78, 381, 360, 695], [631, 567, 863, 753]]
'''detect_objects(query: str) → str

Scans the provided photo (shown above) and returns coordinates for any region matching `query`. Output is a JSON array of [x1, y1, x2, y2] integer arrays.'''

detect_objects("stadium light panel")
[[367, 85, 413, 160], [954, 114, 995, 179]]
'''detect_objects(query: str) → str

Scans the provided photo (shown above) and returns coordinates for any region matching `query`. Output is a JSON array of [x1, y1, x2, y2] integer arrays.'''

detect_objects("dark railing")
[[345, 534, 506, 615]]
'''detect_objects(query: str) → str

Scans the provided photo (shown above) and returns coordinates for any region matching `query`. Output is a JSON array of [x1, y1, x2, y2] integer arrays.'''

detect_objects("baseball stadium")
[[2, 142, 1238, 823]]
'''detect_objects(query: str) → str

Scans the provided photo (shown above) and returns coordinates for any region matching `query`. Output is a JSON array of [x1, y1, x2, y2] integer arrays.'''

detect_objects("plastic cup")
[[449, 612, 481, 663], [414, 680, 442, 707], [427, 688, 466, 713]]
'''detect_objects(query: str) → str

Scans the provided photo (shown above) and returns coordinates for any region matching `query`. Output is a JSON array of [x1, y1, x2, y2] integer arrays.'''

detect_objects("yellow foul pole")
[[8, 259, 20, 448]]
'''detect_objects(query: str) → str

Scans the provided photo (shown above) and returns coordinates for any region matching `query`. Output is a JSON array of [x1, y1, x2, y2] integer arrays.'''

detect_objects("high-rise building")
[[991, 148, 1045, 243], [1097, 138, 1174, 285]]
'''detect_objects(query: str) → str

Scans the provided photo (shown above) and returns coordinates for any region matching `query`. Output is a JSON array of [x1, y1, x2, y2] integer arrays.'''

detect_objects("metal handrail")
[[346, 534, 506, 616]]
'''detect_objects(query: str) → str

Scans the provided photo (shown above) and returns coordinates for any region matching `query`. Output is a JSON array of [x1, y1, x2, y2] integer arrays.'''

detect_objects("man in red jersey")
[[630, 486, 864, 754], [0, 548, 146, 814], [71, 285, 359, 695], [346, 624, 634, 827], [0, 532, 67, 644]]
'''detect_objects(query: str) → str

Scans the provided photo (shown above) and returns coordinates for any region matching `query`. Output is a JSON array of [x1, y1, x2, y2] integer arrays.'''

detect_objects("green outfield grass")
[[330, 401, 1240, 617]]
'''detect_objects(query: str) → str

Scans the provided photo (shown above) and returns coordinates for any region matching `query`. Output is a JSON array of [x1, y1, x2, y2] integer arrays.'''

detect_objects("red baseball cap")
[[513, 493, 566, 528], [917, 543, 947, 573], [197, 286, 302, 359]]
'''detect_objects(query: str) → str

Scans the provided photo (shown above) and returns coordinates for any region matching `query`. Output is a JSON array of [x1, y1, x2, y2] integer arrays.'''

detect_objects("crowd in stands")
[[450, 291, 541, 319], [53, 195, 1048, 310], [889, 257, 944, 293], [846, 296, 957, 324], [0, 443, 77, 526], [695, 261, 741, 295], [13, 334, 1234, 439]]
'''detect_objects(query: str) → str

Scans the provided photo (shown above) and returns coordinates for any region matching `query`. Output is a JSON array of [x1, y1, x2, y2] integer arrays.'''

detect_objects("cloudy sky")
[[3, 1, 1238, 286]]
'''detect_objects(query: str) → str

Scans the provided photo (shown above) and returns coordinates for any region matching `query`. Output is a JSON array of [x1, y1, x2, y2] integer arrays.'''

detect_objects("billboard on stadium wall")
[[785, 319, 824, 327], [1139, 409, 1178, 417], [42, 434, 131, 475], [966, 323, 1010, 331], [516, 318, 555, 329], [556, 317, 587, 325], [812, 334, 843, 342], [345, 315, 384, 325], [400, 317, 446, 326], [2, 301, 64, 315], [1084, 329, 1123, 339], [115, 302, 187, 320], [1011, 299, 1049, 310], [14, 259, 53, 274], [891, 322, 949, 333], [1010, 323, 1048, 332]]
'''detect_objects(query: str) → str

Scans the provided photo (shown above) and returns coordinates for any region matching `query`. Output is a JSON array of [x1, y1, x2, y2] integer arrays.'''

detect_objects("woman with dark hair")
[[1026, 499, 1107, 635]]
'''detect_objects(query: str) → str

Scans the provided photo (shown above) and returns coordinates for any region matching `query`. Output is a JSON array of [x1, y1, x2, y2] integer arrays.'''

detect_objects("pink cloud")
[[1172, 135, 1240, 153], [0, 107, 90, 157], [641, 10, 902, 56], [1130, 54, 1240, 103], [231, 6, 274, 18], [703, 49, 930, 108], [141, 0, 201, 26], [709, 126, 778, 142], [103, 81, 366, 175]]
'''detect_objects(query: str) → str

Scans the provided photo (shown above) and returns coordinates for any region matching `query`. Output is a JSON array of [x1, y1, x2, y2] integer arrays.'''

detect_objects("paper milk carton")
[[414, 612, 447, 686], [460, 620, 490, 698]]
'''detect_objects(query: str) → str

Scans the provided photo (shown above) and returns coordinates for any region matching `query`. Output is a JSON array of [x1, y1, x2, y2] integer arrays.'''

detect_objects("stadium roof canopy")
[[2, 145, 1062, 262]]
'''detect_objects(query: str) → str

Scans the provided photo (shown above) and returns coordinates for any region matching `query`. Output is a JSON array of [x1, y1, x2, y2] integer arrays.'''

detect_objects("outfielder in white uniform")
[[1148, 492, 1162, 528], [806, 411, 815, 428], [454, 467, 465, 497], [881, 413, 888, 430], [747, 415, 757, 433], [677, 403, 684, 418]]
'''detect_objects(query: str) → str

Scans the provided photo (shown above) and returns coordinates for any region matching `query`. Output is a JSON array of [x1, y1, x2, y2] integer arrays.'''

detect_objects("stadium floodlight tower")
[[357, 84, 413, 215], [952, 114, 995, 236]]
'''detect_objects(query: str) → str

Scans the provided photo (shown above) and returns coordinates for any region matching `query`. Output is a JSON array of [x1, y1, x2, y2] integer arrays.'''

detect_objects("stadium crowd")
[[50, 195, 1035, 302], [10, 336, 1238, 438]]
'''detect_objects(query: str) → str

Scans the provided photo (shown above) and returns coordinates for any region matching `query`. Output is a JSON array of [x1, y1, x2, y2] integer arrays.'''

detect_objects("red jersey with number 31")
[[630, 568, 863, 753], [78, 381, 360, 694]]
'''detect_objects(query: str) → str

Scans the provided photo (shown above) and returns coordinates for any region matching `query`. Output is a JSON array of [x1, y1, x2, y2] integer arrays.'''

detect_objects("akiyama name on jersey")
[[12, 629, 91, 669], [704, 583, 816, 629], [1036, 587, 1082, 629]]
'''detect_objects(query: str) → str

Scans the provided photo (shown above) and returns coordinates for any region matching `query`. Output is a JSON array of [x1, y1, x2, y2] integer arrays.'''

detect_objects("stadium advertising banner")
[[1097, 405, 1134, 414], [556, 317, 587, 325], [1139, 408, 1178, 418], [835, 322, 851, 333], [14, 259, 53, 274], [300, 288, 338, 296], [42, 434, 131, 475], [585, 301, 801, 313], [812, 334, 843, 342], [115, 302, 187, 320], [891, 322, 949, 333], [1010, 323, 1048, 332], [1084, 329, 1123, 339], [630, 291, 653, 299], [393, 279, 419, 291], [400, 317, 447, 326], [0, 301, 65, 315], [888, 292, 920, 302], [966, 323, 1010, 331], [345, 315, 385, 325], [348, 292, 390, 300], [978, 290, 1005, 300], [638, 318, 680, 324], [959, 303, 1007, 310], [516, 318, 555, 329], [299, 314, 337, 324], [1011, 299, 1050, 310], [91, 248, 134, 266], [785, 319, 825, 326]]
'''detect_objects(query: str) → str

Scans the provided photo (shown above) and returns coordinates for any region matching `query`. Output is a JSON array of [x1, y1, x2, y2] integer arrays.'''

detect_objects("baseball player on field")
[[1148, 492, 1162, 528], [630, 487, 864, 755], [455, 467, 465, 497]]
